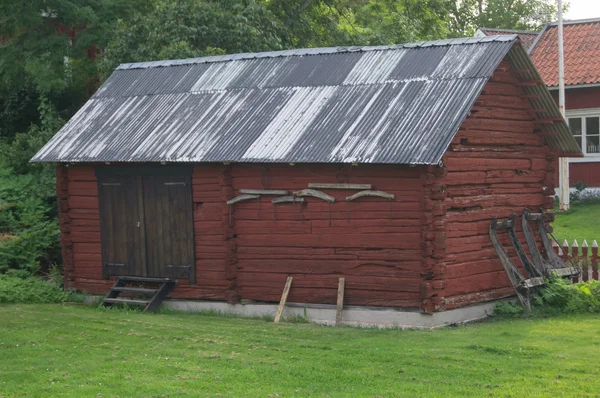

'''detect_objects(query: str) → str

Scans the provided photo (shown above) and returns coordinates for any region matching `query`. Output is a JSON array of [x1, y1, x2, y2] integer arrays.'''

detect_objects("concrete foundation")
[[85, 296, 505, 328], [163, 300, 504, 329]]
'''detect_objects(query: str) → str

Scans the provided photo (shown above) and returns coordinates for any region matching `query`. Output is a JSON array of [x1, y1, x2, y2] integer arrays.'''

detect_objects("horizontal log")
[[444, 157, 531, 171], [68, 209, 100, 220], [68, 181, 98, 196], [481, 82, 522, 96], [441, 271, 511, 296], [235, 233, 421, 249], [442, 287, 515, 310], [238, 286, 421, 307], [453, 131, 543, 147], [469, 107, 534, 121], [237, 259, 422, 277], [236, 247, 423, 261], [442, 259, 504, 279], [445, 193, 546, 209], [474, 94, 530, 110], [69, 196, 99, 210], [237, 272, 422, 293], [72, 243, 102, 254], [68, 167, 96, 182]]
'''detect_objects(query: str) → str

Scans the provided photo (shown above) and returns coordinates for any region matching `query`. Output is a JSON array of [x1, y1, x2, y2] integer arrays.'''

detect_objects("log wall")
[[436, 61, 557, 310], [228, 164, 425, 309], [63, 163, 428, 310]]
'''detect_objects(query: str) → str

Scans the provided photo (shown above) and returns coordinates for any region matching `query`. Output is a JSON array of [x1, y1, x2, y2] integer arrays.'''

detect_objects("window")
[[567, 115, 600, 155]]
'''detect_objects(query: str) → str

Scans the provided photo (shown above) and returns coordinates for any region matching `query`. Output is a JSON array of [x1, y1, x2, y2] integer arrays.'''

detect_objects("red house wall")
[[59, 163, 430, 310], [550, 87, 600, 187], [436, 63, 556, 311]]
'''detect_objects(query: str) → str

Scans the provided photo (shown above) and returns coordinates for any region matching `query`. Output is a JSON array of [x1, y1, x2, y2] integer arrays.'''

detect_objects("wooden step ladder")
[[101, 276, 176, 312]]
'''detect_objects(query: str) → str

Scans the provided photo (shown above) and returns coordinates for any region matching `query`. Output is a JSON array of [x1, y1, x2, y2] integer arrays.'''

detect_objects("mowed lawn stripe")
[[0, 304, 599, 397]]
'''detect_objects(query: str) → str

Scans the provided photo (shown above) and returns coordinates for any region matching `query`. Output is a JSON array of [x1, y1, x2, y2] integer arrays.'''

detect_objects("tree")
[[447, 0, 564, 36], [102, 0, 289, 73], [0, 0, 146, 139]]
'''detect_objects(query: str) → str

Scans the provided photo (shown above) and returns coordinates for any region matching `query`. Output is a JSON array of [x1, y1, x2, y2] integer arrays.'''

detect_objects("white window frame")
[[565, 108, 600, 163]]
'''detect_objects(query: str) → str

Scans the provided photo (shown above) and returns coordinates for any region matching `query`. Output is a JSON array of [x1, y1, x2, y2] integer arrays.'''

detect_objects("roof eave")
[[507, 43, 583, 157]]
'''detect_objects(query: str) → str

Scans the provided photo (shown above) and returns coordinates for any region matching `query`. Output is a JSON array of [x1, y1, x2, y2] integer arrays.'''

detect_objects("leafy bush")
[[495, 277, 600, 317], [0, 97, 63, 276], [569, 181, 600, 205], [534, 276, 600, 313], [0, 275, 76, 303]]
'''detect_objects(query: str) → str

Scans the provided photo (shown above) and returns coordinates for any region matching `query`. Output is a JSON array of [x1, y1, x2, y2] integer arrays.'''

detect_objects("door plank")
[[97, 174, 143, 277]]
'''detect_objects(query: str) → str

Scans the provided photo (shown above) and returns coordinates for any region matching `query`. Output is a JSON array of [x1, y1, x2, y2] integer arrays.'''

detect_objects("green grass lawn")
[[1, 305, 600, 397], [552, 202, 600, 245]]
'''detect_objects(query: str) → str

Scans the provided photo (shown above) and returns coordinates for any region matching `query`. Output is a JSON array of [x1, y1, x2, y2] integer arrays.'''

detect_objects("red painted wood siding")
[[570, 162, 600, 186], [551, 86, 600, 110], [228, 164, 426, 309], [437, 61, 556, 311], [63, 163, 429, 309], [549, 87, 600, 187]]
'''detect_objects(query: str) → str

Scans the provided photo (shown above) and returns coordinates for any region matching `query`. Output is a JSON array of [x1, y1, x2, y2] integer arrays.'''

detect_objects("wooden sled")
[[489, 215, 545, 312], [521, 208, 579, 278]]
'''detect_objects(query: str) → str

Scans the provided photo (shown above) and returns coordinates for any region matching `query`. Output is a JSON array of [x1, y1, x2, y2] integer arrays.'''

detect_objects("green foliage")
[[102, 0, 288, 73], [0, 275, 75, 303], [534, 277, 600, 314], [493, 300, 525, 316], [447, 0, 560, 36], [0, 98, 63, 276], [495, 277, 600, 317]]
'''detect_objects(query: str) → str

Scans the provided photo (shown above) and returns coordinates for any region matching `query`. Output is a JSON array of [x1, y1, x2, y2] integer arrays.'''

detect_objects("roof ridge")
[[546, 17, 600, 26], [117, 35, 517, 71], [478, 27, 539, 35]]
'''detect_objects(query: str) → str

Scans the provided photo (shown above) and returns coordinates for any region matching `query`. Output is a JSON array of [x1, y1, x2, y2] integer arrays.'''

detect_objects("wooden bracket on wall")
[[308, 183, 373, 190], [274, 276, 293, 323], [346, 190, 395, 201], [293, 189, 335, 203], [240, 189, 288, 195], [226, 194, 260, 205], [272, 196, 304, 204]]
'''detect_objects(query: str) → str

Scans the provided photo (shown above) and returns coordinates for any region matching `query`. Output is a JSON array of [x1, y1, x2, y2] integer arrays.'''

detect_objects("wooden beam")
[[521, 94, 540, 99], [346, 190, 395, 201], [308, 183, 373, 190], [293, 189, 335, 203], [336, 277, 345, 326], [272, 196, 304, 204], [274, 277, 293, 324], [240, 189, 288, 195], [226, 194, 259, 205]]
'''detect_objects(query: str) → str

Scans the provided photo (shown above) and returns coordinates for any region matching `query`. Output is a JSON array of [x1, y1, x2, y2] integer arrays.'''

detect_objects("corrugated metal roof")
[[31, 35, 580, 164]]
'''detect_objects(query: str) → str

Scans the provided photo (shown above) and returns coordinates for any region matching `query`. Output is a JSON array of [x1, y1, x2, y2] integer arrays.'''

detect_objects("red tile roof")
[[530, 20, 600, 87], [478, 28, 539, 50]]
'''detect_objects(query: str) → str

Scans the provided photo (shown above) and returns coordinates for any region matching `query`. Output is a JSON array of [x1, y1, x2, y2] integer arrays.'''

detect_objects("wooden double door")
[[96, 167, 195, 283]]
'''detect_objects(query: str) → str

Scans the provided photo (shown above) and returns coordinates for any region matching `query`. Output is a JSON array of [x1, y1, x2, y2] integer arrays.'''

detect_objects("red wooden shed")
[[32, 36, 581, 324]]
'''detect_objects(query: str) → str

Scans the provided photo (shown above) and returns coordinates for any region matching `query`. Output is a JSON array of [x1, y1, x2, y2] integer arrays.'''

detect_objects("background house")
[[479, 18, 600, 190], [530, 18, 600, 190]]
